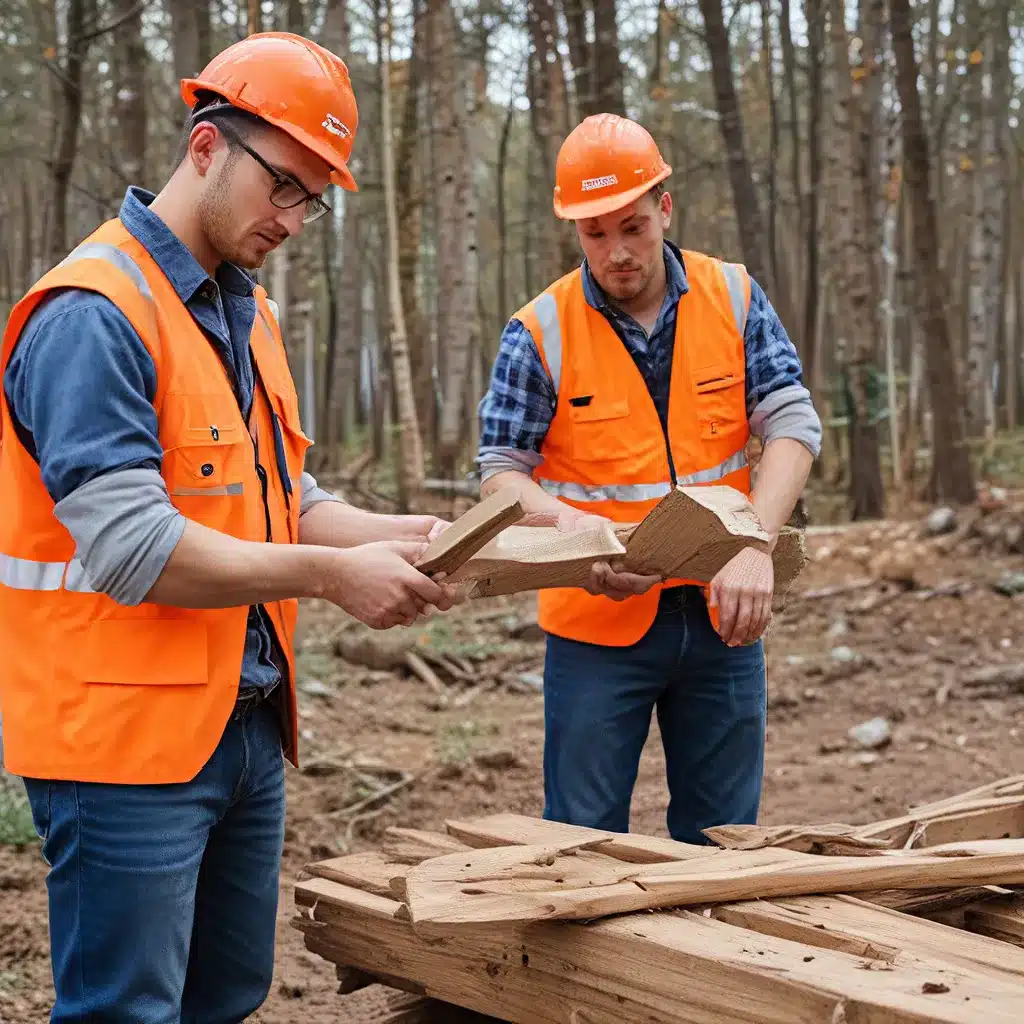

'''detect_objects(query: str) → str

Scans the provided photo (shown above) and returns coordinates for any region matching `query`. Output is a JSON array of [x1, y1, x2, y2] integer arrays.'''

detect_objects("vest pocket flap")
[[567, 397, 630, 423], [694, 370, 740, 394], [161, 392, 244, 446], [164, 436, 249, 497], [79, 618, 208, 686]]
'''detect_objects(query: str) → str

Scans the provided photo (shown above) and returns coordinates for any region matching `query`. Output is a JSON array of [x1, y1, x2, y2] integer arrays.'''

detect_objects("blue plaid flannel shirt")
[[477, 241, 805, 463]]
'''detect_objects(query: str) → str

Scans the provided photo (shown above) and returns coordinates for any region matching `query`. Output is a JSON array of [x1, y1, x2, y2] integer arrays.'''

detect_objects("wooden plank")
[[855, 796, 1024, 847], [382, 827, 472, 864], [445, 812, 714, 864], [439, 486, 806, 601], [294, 875, 1024, 1023], [295, 875, 402, 920], [907, 777, 1024, 817], [964, 895, 1024, 948], [403, 838, 1024, 933], [711, 895, 1024, 981], [305, 852, 402, 898], [416, 489, 524, 576]]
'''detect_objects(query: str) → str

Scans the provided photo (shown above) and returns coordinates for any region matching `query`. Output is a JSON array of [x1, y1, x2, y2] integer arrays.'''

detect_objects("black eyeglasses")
[[216, 121, 332, 225]]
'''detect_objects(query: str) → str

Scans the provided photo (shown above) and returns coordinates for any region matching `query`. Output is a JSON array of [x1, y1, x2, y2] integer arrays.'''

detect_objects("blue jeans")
[[22, 699, 285, 1024], [543, 586, 767, 844]]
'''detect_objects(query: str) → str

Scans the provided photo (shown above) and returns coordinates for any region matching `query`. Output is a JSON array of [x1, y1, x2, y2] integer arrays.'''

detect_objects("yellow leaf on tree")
[[960, 155, 974, 171], [851, 66, 868, 81], [43, 45, 56, 59], [969, 49, 983, 64]]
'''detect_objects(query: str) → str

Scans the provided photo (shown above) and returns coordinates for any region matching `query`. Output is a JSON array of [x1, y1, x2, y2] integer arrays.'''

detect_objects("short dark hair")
[[171, 89, 270, 169]]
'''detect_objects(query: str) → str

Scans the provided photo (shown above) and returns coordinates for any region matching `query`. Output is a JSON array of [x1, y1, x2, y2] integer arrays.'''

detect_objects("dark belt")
[[233, 686, 269, 717]]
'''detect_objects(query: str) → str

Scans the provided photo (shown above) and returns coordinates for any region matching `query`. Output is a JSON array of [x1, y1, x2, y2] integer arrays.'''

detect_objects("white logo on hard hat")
[[322, 113, 351, 139], [581, 174, 618, 192]]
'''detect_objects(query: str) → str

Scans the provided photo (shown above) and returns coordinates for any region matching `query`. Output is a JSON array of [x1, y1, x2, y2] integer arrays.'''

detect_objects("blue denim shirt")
[[4, 186, 282, 695], [477, 241, 808, 464]]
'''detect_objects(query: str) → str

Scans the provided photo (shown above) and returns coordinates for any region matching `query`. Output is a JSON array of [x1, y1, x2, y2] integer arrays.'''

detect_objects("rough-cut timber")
[[294, 778, 1024, 1023], [423, 484, 806, 600]]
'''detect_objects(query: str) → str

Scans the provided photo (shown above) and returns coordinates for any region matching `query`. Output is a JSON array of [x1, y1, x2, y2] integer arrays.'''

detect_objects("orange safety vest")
[[514, 249, 752, 647], [0, 217, 310, 784]]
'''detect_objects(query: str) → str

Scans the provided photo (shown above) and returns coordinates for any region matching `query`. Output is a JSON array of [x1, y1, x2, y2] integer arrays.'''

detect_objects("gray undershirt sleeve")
[[299, 470, 343, 515], [476, 447, 543, 484], [53, 468, 344, 607], [53, 467, 186, 607], [749, 383, 822, 457]]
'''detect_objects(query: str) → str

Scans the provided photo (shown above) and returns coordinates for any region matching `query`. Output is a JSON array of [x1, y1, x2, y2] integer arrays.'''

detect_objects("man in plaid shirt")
[[476, 115, 820, 843]]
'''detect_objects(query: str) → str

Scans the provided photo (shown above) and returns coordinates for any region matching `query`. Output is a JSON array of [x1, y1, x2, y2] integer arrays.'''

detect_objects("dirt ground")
[[3, 495, 1024, 1023]]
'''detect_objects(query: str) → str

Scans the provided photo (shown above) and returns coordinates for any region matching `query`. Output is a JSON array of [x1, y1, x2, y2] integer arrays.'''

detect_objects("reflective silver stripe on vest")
[[0, 553, 67, 591], [534, 291, 562, 393], [537, 447, 749, 503], [720, 262, 748, 335], [536, 479, 673, 503], [63, 558, 97, 594], [675, 447, 749, 487], [171, 483, 244, 496], [56, 242, 153, 299]]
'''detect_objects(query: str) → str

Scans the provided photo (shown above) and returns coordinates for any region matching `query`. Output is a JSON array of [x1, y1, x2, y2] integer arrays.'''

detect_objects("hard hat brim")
[[553, 166, 671, 221], [180, 77, 359, 193]]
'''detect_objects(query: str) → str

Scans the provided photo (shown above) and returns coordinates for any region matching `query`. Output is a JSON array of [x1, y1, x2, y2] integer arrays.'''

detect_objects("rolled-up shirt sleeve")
[[3, 290, 184, 605], [743, 277, 822, 458], [475, 318, 556, 481]]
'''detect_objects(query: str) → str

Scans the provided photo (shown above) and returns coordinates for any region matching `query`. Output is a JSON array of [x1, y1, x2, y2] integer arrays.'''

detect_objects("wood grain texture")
[[422, 484, 806, 600], [415, 488, 524, 575], [403, 838, 1024, 933]]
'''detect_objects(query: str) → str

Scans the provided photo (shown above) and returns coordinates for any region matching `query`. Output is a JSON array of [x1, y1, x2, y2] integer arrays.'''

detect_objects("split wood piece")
[[305, 851, 407, 899], [294, 873, 1024, 1024], [382, 827, 472, 865], [908, 775, 1024, 817], [402, 838, 1024, 934], [859, 884, 1017, 916], [303, 825, 1024, 986], [445, 811, 716, 864], [415, 488, 524, 575], [445, 809, 1019, 917], [708, 893, 1024, 981], [854, 794, 1024, 847], [964, 894, 1024, 947], [703, 821, 893, 855], [439, 484, 806, 600]]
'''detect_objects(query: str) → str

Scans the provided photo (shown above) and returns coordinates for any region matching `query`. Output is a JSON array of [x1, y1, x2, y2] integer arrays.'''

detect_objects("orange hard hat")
[[180, 32, 359, 192], [553, 113, 671, 220]]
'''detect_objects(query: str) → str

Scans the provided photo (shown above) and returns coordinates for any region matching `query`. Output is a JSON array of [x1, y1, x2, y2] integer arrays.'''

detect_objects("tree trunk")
[[398, 0, 431, 448], [379, 0, 425, 506], [890, 0, 974, 503], [592, 0, 625, 116], [247, 0, 262, 33], [802, 0, 824, 391], [49, 0, 93, 266], [113, 0, 146, 185], [560, 0, 590, 121], [167, 1, 211, 82], [429, 0, 479, 478], [696, 0, 768, 283]]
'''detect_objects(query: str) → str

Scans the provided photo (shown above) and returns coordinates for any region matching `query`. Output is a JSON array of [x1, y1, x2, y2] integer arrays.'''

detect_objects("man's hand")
[[326, 539, 457, 629], [389, 514, 450, 544], [520, 506, 661, 602], [708, 546, 774, 646]]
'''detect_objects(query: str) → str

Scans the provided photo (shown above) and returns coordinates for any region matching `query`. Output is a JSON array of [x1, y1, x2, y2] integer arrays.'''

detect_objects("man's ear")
[[660, 190, 673, 230], [187, 122, 221, 178]]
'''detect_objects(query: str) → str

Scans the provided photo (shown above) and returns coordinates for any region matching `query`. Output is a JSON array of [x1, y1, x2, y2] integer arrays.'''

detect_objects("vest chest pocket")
[[693, 369, 747, 442], [567, 397, 642, 462]]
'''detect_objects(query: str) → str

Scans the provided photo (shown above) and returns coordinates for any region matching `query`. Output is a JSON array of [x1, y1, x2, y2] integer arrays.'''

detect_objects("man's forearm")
[[479, 469, 570, 517], [751, 437, 813, 545], [298, 500, 424, 547], [144, 518, 341, 608]]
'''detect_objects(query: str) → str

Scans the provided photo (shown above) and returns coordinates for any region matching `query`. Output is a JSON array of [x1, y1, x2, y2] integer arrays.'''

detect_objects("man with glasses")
[[0, 32, 453, 1023]]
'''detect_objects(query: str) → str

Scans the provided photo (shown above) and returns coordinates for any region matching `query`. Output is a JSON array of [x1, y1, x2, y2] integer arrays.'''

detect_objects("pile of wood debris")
[[294, 774, 1024, 1023]]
